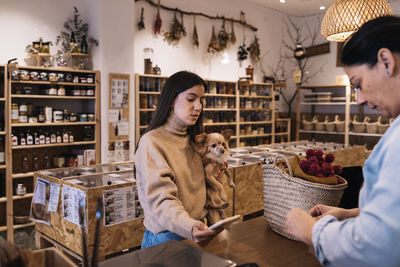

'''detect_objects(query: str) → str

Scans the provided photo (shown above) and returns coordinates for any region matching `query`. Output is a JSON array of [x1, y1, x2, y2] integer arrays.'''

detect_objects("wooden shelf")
[[11, 80, 96, 87], [13, 193, 34, 200], [138, 91, 160, 95], [301, 102, 346, 105], [204, 122, 236, 126], [12, 141, 96, 150], [68, 52, 90, 57], [239, 95, 272, 99], [0, 226, 7, 232], [0, 165, 6, 169], [0, 131, 6, 135], [300, 84, 348, 89], [11, 94, 95, 100], [275, 118, 291, 122], [139, 108, 156, 112], [206, 93, 236, 98], [0, 97, 5, 101], [12, 122, 96, 127], [0, 197, 6, 203], [239, 133, 273, 138], [349, 132, 383, 137], [240, 121, 273, 125], [12, 172, 35, 179], [16, 65, 97, 73], [299, 129, 345, 135], [275, 132, 290, 136], [239, 108, 271, 111], [13, 222, 35, 230], [204, 108, 236, 111]]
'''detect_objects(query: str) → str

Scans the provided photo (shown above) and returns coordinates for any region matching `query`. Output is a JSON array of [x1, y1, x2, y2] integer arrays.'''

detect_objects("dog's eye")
[[211, 144, 217, 148]]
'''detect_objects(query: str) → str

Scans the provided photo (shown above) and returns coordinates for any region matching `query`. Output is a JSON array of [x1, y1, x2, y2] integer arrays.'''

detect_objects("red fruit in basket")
[[325, 153, 335, 164], [333, 165, 343, 175], [315, 173, 324, 178], [300, 160, 310, 173], [309, 163, 321, 175], [321, 163, 334, 177], [306, 149, 315, 159], [308, 156, 318, 164], [315, 149, 324, 160]]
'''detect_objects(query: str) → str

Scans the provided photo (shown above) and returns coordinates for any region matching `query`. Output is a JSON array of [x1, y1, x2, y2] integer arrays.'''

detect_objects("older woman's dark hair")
[[341, 16, 400, 67], [144, 71, 207, 142]]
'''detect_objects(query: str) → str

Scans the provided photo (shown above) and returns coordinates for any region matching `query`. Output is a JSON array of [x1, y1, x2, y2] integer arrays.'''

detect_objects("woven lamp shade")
[[321, 0, 393, 42]]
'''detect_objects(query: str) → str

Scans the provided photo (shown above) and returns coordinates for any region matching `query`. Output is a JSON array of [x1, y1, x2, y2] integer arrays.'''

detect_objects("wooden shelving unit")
[[135, 74, 276, 148], [1, 66, 101, 243], [296, 84, 384, 149]]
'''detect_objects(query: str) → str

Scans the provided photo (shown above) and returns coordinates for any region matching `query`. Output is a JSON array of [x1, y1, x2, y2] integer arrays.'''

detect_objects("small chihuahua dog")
[[194, 129, 235, 225]]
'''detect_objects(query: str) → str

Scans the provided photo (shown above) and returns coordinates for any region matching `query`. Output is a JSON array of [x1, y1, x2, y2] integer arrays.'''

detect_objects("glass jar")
[[80, 113, 88, 122], [87, 74, 94, 84], [65, 73, 73, 82], [69, 113, 78, 122], [80, 76, 87, 83], [24, 86, 32, 94], [48, 87, 57, 95], [11, 70, 20, 80], [44, 106, 52, 123], [19, 71, 30, 81], [57, 86, 66, 96], [80, 89, 87, 96], [14, 86, 24, 94], [30, 71, 39, 81], [73, 76, 79, 83], [39, 72, 48, 81], [11, 103, 19, 123], [88, 114, 95, 122], [37, 106, 45, 123], [53, 110, 63, 122], [86, 88, 94, 96], [72, 88, 81, 96], [49, 72, 59, 81], [63, 109, 70, 122]]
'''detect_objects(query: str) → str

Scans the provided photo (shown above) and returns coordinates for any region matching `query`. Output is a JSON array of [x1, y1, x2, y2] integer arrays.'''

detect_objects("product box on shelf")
[[30, 162, 143, 261]]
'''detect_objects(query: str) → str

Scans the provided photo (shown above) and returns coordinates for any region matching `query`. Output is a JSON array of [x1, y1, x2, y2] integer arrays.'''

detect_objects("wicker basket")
[[334, 115, 345, 132], [262, 155, 348, 240], [315, 115, 328, 131], [325, 116, 335, 132], [302, 115, 316, 131], [352, 115, 366, 133], [377, 116, 390, 134], [365, 116, 378, 134]]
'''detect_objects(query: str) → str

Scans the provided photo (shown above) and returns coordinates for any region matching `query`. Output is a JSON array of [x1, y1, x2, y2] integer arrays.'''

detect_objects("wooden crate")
[[32, 169, 144, 261]]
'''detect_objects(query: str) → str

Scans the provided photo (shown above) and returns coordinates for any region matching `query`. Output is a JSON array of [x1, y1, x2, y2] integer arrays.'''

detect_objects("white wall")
[[134, 0, 287, 82]]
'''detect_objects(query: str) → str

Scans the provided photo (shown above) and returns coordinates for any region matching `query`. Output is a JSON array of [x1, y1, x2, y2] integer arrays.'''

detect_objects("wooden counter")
[[185, 216, 321, 267]]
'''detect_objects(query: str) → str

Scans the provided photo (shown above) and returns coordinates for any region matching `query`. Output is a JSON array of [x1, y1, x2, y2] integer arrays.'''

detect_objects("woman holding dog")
[[286, 16, 400, 266], [134, 71, 222, 248]]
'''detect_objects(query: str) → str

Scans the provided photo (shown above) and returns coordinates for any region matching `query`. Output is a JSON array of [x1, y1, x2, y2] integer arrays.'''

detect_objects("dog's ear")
[[221, 129, 233, 141], [195, 133, 208, 145]]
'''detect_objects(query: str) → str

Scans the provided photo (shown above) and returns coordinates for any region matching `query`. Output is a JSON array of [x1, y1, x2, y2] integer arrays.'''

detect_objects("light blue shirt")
[[312, 115, 400, 267]]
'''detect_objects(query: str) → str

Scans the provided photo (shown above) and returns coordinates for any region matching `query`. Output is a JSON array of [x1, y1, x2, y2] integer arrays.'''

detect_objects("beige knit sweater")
[[134, 114, 207, 240]]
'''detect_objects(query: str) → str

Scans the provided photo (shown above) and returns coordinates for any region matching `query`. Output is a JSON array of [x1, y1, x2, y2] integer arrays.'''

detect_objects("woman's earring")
[[386, 70, 391, 76]]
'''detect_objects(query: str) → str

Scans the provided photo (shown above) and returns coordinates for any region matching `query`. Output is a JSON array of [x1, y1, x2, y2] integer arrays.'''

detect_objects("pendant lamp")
[[321, 0, 393, 42]]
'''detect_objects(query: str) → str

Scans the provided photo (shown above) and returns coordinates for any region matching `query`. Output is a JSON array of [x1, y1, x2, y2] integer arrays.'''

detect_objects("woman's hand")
[[192, 221, 223, 247], [286, 207, 316, 246], [308, 204, 359, 221]]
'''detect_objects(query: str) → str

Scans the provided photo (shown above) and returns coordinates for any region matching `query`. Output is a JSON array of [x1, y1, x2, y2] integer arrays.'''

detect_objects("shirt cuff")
[[312, 215, 337, 265]]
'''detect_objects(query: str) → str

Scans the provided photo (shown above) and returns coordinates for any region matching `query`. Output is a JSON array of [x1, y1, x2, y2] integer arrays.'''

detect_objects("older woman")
[[286, 16, 400, 266]]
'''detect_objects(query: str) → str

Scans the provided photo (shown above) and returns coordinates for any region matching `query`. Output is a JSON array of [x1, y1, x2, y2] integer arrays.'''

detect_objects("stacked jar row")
[[203, 111, 236, 123], [240, 124, 272, 136], [205, 97, 236, 109], [240, 98, 270, 109], [139, 77, 166, 92], [240, 86, 270, 96], [207, 82, 235, 95], [11, 70, 95, 83], [139, 95, 159, 109], [240, 111, 272, 122], [11, 103, 94, 123], [13, 85, 94, 96]]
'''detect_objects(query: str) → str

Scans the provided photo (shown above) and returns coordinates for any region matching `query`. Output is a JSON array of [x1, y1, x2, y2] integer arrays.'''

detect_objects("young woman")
[[134, 71, 222, 248], [286, 16, 400, 266]]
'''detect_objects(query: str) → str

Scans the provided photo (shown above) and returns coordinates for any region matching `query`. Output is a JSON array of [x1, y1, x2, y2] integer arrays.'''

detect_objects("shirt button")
[[354, 235, 360, 242]]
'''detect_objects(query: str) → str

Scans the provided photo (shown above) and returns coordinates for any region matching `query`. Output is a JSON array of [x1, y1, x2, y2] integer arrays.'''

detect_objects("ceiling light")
[[280, 0, 286, 3], [320, 5, 325, 10], [321, 0, 393, 42]]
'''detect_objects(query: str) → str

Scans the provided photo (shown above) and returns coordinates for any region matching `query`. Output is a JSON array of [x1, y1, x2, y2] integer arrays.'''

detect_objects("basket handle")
[[273, 154, 293, 177]]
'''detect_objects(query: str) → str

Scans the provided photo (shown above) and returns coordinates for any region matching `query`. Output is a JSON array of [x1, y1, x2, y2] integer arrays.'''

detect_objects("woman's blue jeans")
[[141, 229, 184, 249]]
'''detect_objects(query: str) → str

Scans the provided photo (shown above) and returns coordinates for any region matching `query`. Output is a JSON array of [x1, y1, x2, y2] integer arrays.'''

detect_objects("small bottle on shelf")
[[68, 131, 74, 142], [44, 154, 51, 169], [50, 131, 56, 143], [21, 156, 29, 173], [20, 133, 26, 146], [26, 130, 33, 145], [45, 131, 51, 144], [63, 129, 69, 143], [11, 134, 18, 146], [32, 156, 39, 171], [56, 131, 62, 143], [34, 132, 40, 145], [39, 131, 45, 144]]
